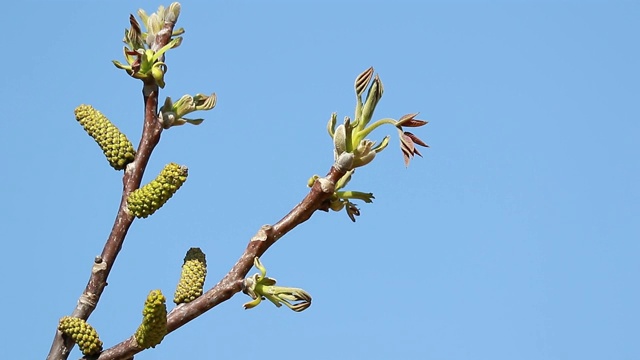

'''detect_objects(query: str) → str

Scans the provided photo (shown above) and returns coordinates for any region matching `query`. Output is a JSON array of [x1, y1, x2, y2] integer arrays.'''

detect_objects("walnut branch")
[[95, 167, 346, 360], [45, 18, 178, 360]]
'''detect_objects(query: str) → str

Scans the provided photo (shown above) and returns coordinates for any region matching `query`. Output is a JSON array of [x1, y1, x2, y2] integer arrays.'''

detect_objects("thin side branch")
[[45, 18, 178, 360], [96, 166, 346, 360]]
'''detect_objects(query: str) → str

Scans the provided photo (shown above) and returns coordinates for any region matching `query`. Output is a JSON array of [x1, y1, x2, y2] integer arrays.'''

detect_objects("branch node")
[[317, 178, 335, 194], [92, 258, 108, 274], [250, 225, 272, 242], [78, 293, 98, 308], [334, 152, 354, 173]]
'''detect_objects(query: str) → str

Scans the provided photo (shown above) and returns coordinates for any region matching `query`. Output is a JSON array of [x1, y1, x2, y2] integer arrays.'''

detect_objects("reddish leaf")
[[129, 14, 141, 36], [400, 132, 415, 153], [413, 147, 423, 157], [400, 131, 429, 166], [404, 119, 428, 127], [400, 136, 414, 167], [355, 67, 374, 96], [398, 113, 418, 123], [397, 113, 428, 128], [400, 151, 408, 166], [405, 132, 429, 147], [346, 203, 360, 222], [131, 59, 141, 74]]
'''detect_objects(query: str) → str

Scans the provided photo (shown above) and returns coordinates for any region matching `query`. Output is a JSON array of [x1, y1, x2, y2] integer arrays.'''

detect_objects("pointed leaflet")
[[126, 14, 144, 50], [354, 67, 374, 97], [346, 202, 361, 222], [405, 131, 429, 148], [397, 113, 428, 128], [399, 130, 424, 167]]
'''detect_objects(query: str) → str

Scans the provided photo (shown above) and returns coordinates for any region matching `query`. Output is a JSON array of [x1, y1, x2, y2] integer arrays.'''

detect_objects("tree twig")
[[95, 166, 346, 360], [45, 17, 178, 360]]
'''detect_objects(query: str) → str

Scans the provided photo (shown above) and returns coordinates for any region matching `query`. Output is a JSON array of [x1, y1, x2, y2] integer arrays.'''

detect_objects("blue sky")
[[1, 1, 638, 359]]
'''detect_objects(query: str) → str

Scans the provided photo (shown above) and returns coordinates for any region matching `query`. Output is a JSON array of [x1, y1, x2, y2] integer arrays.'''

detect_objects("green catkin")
[[174, 248, 207, 304], [127, 163, 188, 218], [74, 104, 136, 170], [135, 290, 168, 349], [58, 316, 103, 356]]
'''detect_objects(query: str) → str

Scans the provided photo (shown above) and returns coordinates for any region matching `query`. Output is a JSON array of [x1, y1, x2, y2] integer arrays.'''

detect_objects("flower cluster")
[[74, 105, 136, 170], [135, 290, 168, 349], [174, 247, 207, 304], [127, 163, 188, 218], [58, 316, 103, 356]]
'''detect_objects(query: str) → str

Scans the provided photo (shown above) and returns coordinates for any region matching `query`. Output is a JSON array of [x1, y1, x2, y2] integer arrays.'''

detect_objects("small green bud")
[[333, 124, 347, 159], [58, 316, 103, 356], [307, 175, 320, 188], [151, 62, 167, 88], [135, 290, 168, 349], [174, 248, 207, 304], [74, 105, 136, 170], [352, 139, 376, 168], [166, 2, 181, 23], [127, 163, 188, 218]]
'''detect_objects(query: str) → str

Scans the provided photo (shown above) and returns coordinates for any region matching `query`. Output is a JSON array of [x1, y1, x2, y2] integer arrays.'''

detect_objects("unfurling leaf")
[[359, 74, 384, 128], [355, 67, 374, 97], [399, 129, 429, 167], [242, 257, 312, 312], [125, 14, 144, 50], [327, 112, 337, 137], [405, 131, 429, 148]]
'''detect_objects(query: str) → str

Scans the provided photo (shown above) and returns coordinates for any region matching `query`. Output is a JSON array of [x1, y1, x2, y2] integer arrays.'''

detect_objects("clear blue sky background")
[[1, 1, 638, 359]]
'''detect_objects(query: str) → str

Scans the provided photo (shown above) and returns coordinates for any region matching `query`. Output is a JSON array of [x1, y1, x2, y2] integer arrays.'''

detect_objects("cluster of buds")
[[135, 290, 168, 349], [308, 170, 374, 222], [242, 257, 312, 312], [322, 67, 429, 220], [174, 247, 207, 304], [113, 3, 217, 128], [127, 163, 188, 218], [112, 3, 183, 88], [58, 316, 103, 356], [74, 105, 136, 170], [328, 67, 429, 169]]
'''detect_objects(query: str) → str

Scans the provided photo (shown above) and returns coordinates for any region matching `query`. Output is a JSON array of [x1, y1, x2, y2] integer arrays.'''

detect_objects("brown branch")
[[46, 18, 177, 360], [95, 166, 346, 360]]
